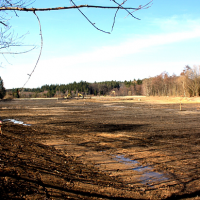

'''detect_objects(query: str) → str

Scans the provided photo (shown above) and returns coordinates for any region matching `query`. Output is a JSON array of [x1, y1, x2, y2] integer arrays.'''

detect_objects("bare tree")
[[184, 65, 200, 96], [0, 1, 35, 54], [142, 66, 200, 97]]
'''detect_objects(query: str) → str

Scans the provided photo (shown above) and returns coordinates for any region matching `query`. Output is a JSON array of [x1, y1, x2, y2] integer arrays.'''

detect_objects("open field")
[[0, 97, 200, 199]]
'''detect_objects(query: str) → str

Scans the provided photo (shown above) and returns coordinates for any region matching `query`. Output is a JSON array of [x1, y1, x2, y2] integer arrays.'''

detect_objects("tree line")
[[1, 65, 200, 99], [8, 79, 143, 98], [143, 65, 200, 97]]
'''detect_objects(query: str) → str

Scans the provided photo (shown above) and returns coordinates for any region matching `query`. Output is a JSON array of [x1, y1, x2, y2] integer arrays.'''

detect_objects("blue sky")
[[1, 0, 200, 89]]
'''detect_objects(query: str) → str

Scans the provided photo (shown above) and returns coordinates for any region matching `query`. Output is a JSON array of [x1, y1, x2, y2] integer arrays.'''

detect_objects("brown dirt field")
[[0, 97, 200, 199]]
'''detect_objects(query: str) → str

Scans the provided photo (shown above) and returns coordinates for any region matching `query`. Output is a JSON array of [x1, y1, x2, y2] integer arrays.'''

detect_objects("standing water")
[[3, 119, 31, 126], [115, 155, 168, 185]]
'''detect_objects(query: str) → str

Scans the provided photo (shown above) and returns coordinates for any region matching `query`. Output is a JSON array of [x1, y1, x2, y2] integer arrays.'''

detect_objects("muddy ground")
[[0, 97, 200, 199]]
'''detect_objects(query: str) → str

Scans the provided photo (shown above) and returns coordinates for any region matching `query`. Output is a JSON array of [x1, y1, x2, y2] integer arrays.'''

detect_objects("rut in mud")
[[0, 98, 200, 199]]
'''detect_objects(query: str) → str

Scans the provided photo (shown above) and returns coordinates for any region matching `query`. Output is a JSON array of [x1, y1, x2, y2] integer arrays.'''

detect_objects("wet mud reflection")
[[115, 155, 168, 185], [3, 119, 31, 126]]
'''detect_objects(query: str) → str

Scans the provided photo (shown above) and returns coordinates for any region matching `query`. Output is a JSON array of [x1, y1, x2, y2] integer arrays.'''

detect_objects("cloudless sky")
[[1, 0, 200, 89]]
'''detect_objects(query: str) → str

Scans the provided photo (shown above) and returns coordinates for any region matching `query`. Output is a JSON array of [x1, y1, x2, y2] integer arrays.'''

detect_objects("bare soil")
[[0, 97, 200, 199]]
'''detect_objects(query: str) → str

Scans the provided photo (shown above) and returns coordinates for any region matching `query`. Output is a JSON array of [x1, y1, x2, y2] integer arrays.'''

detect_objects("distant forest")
[[8, 65, 200, 98], [10, 79, 143, 98]]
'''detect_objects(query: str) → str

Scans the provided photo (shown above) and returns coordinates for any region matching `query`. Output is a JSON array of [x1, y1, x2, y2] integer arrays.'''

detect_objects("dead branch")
[[21, 11, 43, 90], [0, 46, 36, 54], [0, 0, 153, 87], [111, 0, 127, 32], [0, 5, 143, 12], [70, 0, 111, 34]]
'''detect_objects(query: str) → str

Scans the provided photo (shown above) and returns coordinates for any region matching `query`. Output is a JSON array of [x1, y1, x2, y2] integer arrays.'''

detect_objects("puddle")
[[116, 155, 138, 165], [115, 155, 168, 185], [3, 119, 31, 126]]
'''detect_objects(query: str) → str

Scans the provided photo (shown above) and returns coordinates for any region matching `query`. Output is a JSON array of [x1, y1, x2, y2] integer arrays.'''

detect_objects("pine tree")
[[0, 77, 6, 99]]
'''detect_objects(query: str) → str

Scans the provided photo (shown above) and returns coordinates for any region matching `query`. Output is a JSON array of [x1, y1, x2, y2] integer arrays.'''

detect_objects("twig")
[[111, 0, 140, 20], [2, 54, 12, 65], [125, 0, 153, 18], [70, 0, 110, 34], [0, 21, 7, 26], [111, 0, 127, 32], [0, 46, 36, 54], [21, 11, 43, 90]]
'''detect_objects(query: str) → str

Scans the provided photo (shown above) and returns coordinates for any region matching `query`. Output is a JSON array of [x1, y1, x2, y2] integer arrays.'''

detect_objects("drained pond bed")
[[0, 98, 200, 199]]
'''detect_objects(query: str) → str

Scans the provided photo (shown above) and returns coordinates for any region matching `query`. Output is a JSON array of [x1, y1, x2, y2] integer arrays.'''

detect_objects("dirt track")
[[0, 97, 200, 199]]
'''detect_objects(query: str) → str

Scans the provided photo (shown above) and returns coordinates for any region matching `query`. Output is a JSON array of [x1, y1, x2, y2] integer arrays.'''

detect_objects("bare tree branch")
[[0, 0, 153, 87], [1, 1, 153, 52], [0, 5, 145, 12], [111, 0, 127, 32], [0, 46, 36, 54], [70, 0, 111, 34], [111, 0, 140, 20], [21, 11, 43, 90], [0, 21, 7, 26], [0, 26, 35, 55], [125, 0, 153, 18], [2, 53, 12, 65]]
